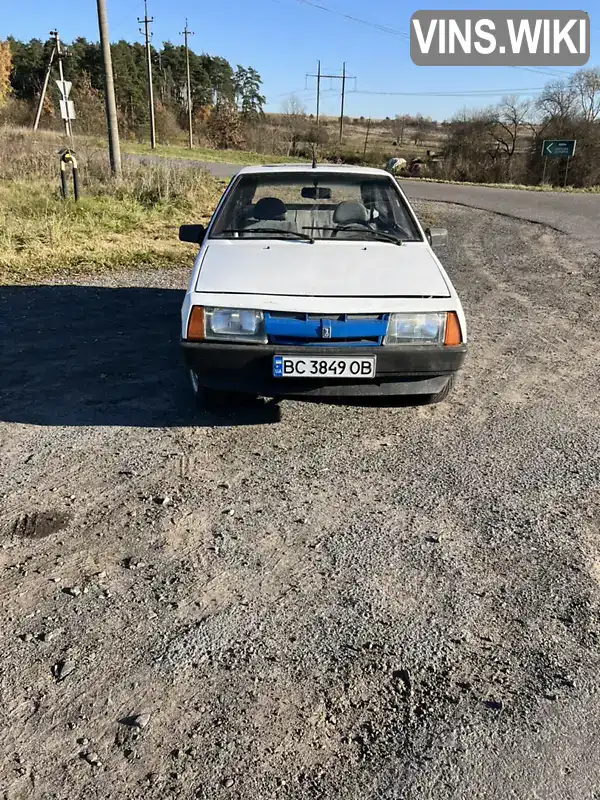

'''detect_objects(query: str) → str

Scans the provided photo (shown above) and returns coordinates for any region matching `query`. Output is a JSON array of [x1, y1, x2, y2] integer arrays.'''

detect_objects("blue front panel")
[[265, 313, 389, 347]]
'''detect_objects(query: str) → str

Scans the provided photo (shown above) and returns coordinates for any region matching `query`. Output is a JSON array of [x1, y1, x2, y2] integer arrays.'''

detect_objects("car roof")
[[233, 163, 392, 178]]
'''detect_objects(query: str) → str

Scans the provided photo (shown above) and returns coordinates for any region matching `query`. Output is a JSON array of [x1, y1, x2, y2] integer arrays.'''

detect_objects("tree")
[[443, 107, 499, 181], [485, 95, 533, 179], [532, 67, 600, 187], [207, 100, 243, 149], [569, 68, 600, 122], [305, 123, 329, 147], [158, 44, 236, 122], [233, 66, 265, 119], [536, 79, 577, 131], [413, 114, 434, 146], [7, 37, 51, 101], [0, 41, 11, 107], [282, 94, 307, 156], [5, 36, 257, 139], [391, 114, 409, 145], [71, 71, 105, 134]]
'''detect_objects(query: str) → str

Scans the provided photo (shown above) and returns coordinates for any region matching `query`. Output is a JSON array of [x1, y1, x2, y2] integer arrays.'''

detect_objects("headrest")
[[333, 200, 369, 226], [253, 197, 287, 221]]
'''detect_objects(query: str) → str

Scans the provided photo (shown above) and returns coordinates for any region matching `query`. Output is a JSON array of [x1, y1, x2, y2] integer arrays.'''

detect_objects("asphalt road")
[[1, 198, 600, 798], [401, 179, 600, 256]]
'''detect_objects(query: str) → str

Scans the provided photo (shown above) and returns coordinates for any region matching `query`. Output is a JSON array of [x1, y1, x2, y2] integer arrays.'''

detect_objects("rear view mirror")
[[179, 224, 206, 244], [301, 186, 332, 199], [425, 227, 448, 248]]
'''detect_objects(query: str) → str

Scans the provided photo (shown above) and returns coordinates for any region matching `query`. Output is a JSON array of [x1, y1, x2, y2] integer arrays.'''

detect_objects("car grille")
[[264, 312, 389, 347]]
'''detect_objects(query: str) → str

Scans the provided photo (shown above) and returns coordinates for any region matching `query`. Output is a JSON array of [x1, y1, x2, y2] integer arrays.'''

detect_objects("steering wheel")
[[331, 220, 373, 238]]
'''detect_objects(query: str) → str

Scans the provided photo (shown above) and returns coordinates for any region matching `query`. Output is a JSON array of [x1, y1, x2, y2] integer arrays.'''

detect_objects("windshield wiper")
[[302, 227, 403, 245], [219, 228, 314, 242]]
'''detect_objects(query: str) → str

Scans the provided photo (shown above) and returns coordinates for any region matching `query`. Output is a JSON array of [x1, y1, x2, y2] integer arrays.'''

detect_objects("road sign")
[[59, 100, 76, 121], [542, 139, 576, 158], [55, 79, 72, 100]]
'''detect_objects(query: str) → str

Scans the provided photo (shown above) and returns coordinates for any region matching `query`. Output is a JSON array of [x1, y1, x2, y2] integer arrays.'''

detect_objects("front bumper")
[[180, 342, 466, 397]]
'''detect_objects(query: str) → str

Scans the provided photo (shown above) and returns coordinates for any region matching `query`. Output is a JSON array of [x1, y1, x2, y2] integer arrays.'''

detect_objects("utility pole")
[[138, 0, 156, 149], [33, 46, 56, 131], [339, 61, 346, 144], [306, 63, 355, 145], [50, 31, 72, 142], [315, 60, 321, 126], [363, 117, 371, 159], [180, 19, 195, 149], [96, 0, 122, 176]]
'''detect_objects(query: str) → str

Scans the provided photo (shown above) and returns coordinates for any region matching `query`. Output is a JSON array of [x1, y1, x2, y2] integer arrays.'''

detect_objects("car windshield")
[[209, 172, 422, 242]]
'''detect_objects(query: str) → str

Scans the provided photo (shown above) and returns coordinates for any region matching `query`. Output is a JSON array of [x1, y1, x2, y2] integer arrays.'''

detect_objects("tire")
[[188, 370, 256, 410], [418, 374, 455, 405]]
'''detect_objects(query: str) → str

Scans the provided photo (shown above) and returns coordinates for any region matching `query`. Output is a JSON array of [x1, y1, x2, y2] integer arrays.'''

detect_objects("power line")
[[509, 65, 573, 78], [273, 87, 313, 99], [350, 87, 545, 97], [296, 0, 409, 38]]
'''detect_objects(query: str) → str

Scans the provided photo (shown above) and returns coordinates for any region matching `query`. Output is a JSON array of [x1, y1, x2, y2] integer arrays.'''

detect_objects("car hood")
[[195, 240, 450, 298]]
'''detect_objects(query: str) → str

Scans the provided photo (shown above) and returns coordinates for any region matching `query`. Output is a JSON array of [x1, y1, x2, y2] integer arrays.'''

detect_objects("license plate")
[[273, 355, 376, 379]]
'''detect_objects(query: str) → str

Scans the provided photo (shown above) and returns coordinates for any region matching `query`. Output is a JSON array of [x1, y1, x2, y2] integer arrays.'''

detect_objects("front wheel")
[[188, 370, 256, 410], [418, 374, 455, 405]]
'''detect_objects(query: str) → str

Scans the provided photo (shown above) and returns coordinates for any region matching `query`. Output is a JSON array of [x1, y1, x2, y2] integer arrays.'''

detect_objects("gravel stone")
[[54, 660, 76, 681]]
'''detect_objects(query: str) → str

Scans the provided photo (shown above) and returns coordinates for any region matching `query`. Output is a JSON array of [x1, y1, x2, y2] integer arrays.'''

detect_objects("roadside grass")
[[122, 141, 309, 166], [402, 176, 600, 194], [0, 128, 224, 284]]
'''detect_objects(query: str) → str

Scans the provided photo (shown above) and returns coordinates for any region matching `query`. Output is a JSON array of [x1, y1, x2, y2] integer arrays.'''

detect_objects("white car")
[[179, 164, 467, 406]]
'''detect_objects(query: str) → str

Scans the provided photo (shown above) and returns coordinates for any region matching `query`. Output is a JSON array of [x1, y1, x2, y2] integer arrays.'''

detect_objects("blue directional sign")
[[542, 140, 576, 158]]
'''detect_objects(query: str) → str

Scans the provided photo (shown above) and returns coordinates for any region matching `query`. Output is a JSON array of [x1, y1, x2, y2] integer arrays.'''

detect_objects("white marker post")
[[55, 79, 75, 144]]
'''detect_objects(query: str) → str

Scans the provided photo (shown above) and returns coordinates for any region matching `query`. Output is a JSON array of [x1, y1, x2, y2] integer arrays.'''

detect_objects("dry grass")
[[122, 140, 308, 165], [0, 128, 225, 284]]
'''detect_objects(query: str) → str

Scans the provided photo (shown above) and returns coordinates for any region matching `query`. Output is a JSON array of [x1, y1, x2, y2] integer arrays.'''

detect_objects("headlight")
[[384, 312, 446, 345], [190, 306, 267, 343]]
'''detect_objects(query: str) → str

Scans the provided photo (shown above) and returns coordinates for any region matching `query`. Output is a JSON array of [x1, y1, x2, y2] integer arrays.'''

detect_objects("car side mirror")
[[179, 224, 206, 244], [425, 227, 448, 248]]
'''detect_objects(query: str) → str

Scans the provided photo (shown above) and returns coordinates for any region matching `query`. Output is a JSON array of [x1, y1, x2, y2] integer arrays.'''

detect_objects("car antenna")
[[311, 142, 317, 169]]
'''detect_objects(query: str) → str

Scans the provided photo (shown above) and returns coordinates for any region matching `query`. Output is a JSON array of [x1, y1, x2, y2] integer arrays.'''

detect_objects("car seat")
[[331, 200, 370, 237], [243, 197, 294, 233]]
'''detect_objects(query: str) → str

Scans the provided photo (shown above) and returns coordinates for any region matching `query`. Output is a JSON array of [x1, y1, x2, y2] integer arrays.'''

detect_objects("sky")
[[2, 0, 598, 120]]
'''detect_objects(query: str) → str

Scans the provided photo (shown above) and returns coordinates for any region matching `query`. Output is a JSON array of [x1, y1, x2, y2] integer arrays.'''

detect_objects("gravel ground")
[[1, 202, 600, 799]]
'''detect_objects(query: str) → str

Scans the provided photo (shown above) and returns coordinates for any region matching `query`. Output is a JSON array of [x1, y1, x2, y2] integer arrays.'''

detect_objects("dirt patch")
[[8, 510, 71, 540]]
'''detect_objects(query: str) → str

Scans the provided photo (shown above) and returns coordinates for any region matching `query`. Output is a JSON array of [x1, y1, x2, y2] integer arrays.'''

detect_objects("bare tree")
[[282, 94, 307, 156], [485, 95, 533, 179], [391, 114, 409, 145], [569, 68, 600, 122], [536, 79, 577, 131], [413, 114, 434, 146], [443, 107, 502, 181]]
